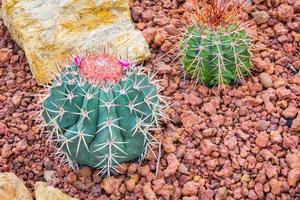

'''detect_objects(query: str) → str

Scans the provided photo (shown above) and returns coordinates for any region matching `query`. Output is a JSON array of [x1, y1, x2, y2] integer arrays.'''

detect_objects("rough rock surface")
[[35, 182, 78, 200], [0, 173, 32, 200], [0, 0, 150, 84]]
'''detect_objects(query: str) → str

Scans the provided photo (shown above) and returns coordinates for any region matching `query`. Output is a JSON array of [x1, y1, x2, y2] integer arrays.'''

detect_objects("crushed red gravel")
[[1, 0, 300, 199]]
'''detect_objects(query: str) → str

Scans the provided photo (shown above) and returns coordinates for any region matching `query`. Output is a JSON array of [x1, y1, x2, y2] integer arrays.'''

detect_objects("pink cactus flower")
[[74, 56, 81, 66], [118, 59, 130, 69]]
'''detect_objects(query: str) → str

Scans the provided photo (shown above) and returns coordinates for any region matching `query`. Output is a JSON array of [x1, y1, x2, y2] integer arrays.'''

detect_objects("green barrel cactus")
[[40, 52, 164, 176], [180, 0, 252, 87]]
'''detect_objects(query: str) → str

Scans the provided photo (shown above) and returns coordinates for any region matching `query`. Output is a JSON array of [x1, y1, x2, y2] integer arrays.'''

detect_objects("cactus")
[[40, 52, 164, 176], [180, 0, 252, 87]]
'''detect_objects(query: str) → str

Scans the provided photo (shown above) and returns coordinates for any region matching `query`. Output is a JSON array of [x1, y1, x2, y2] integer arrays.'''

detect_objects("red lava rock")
[[200, 139, 215, 155], [224, 134, 237, 150], [255, 170, 266, 182], [202, 128, 216, 138], [269, 179, 282, 195], [162, 137, 176, 153], [127, 163, 138, 174], [78, 166, 92, 178], [184, 93, 201, 106], [251, 11, 270, 24], [210, 115, 225, 128], [15, 139, 28, 151], [180, 111, 201, 128], [288, 169, 300, 186], [143, 28, 156, 44], [156, 61, 171, 75], [216, 165, 233, 178], [182, 181, 198, 196], [197, 85, 209, 97], [274, 78, 286, 89], [0, 122, 7, 135], [255, 132, 269, 148], [164, 153, 180, 177], [182, 196, 198, 200], [11, 91, 23, 106], [98, 195, 109, 200], [125, 175, 138, 192], [131, 7, 141, 22], [277, 4, 294, 22], [0, 48, 12, 64], [248, 190, 258, 200], [178, 163, 189, 175], [202, 102, 216, 115], [270, 131, 282, 143], [10, 55, 19, 64], [283, 43, 294, 53], [254, 183, 264, 199], [278, 35, 289, 43], [276, 87, 291, 99], [276, 56, 290, 67], [154, 16, 169, 27], [256, 120, 270, 131], [215, 187, 227, 200], [294, 1, 300, 12], [283, 135, 299, 148], [266, 164, 278, 179], [274, 23, 289, 35], [160, 40, 173, 52], [138, 165, 154, 181], [100, 176, 122, 195], [66, 172, 77, 184], [252, 57, 273, 71], [154, 29, 167, 46], [291, 114, 300, 131], [1, 143, 12, 158], [286, 152, 300, 168], [205, 159, 219, 170], [164, 24, 180, 36], [141, 10, 155, 21], [44, 170, 56, 183], [282, 106, 298, 118], [19, 124, 29, 132], [292, 31, 300, 42], [143, 183, 156, 200]]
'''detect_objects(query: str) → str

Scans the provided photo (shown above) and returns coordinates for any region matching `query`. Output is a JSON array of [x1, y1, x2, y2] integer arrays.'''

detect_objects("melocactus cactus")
[[180, 0, 252, 87], [40, 52, 164, 176]]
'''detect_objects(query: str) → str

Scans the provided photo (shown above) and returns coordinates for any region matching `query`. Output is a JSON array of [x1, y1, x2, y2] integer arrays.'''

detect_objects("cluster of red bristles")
[[191, 0, 247, 29]]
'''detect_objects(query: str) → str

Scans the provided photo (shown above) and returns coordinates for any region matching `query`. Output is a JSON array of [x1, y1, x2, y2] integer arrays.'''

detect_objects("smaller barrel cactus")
[[180, 0, 252, 87], [39, 51, 165, 176]]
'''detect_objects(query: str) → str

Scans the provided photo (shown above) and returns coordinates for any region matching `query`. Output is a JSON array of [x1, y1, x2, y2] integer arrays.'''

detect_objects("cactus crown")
[[78, 52, 124, 85], [39, 52, 165, 176], [180, 0, 252, 87]]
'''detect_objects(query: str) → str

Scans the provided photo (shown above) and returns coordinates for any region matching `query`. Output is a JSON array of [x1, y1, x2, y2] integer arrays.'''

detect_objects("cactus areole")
[[41, 52, 163, 176]]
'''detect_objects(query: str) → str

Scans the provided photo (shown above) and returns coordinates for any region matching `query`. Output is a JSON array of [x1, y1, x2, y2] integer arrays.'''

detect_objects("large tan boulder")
[[1, 0, 150, 84], [0, 172, 32, 200], [35, 182, 78, 200]]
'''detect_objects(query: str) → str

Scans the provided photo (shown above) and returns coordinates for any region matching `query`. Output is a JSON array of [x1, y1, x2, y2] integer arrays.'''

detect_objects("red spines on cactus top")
[[76, 52, 124, 84]]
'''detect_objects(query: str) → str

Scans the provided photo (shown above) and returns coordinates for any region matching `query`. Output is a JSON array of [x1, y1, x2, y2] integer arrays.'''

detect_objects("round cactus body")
[[181, 24, 251, 87], [41, 52, 163, 175]]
